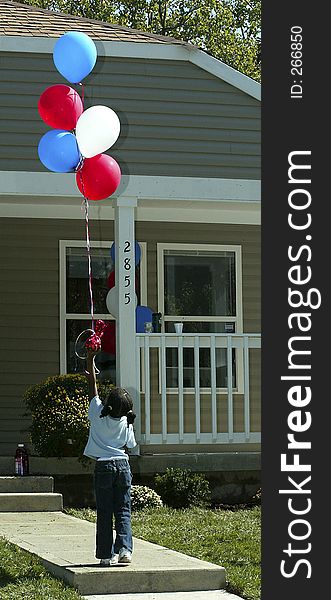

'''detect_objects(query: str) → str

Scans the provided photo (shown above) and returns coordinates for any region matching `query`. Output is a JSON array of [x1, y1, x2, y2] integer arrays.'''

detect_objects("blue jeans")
[[94, 459, 133, 559]]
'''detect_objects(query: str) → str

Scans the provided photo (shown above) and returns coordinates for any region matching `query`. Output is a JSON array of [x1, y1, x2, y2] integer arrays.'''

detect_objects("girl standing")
[[84, 350, 137, 566]]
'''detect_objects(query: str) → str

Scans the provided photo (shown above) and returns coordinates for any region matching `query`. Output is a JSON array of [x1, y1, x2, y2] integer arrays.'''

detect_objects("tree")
[[21, 0, 261, 81]]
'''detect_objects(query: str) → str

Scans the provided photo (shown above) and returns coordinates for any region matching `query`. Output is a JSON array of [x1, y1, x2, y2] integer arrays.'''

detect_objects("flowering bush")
[[23, 374, 113, 458], [131, 485, 163, 511], [154, 468, 211, 508]]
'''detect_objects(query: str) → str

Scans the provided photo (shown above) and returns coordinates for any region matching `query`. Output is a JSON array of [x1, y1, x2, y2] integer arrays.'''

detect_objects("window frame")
[[157, 242, 244, 393], [59, 239, 147, 374]]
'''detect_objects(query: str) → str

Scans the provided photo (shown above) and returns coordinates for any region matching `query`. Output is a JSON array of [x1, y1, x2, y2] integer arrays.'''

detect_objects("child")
[[84, 349, 137, 566]]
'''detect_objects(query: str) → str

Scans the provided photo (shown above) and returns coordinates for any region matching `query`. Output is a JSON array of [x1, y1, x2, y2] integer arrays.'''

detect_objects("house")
[[0, 0, 261, 502]]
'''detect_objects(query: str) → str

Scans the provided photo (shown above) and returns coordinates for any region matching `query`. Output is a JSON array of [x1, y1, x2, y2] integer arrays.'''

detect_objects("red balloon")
[[38, 85, 83, 130], [107, 270, 115, 289], [76, 154, 121, 201], [102, 321, 116, 354]]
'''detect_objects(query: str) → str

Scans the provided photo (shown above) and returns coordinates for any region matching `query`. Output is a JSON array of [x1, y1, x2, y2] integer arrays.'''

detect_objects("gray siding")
[[0, 217, 260, 456], [0, 52, 260, 179]]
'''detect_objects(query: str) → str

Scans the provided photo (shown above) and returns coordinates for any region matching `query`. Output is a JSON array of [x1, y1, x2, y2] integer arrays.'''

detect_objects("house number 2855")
[[124, 241, 132, 304]]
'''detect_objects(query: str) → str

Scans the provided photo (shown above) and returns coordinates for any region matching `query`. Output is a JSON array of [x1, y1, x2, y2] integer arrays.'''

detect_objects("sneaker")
[[99, 558, 111, 567], [118, 548, 132, 563], [100, 555, 119, 566]]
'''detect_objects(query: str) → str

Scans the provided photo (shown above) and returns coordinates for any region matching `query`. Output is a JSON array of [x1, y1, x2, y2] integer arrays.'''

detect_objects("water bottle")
[[22, 444, 29, 476], [152, 312, 162, 333], [15, 444, 29, 476]]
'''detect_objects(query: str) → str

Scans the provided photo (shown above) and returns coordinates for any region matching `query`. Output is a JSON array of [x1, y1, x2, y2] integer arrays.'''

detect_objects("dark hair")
[[100, 387, 136, 427]]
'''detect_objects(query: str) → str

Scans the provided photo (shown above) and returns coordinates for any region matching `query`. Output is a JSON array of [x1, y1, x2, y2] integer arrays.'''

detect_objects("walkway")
[[84, 592, 244, 600], [0, 510, 227, 596]]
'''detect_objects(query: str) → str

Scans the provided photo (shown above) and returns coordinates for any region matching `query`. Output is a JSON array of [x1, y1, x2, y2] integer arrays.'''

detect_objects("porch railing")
[[135, 333, 261, 446]]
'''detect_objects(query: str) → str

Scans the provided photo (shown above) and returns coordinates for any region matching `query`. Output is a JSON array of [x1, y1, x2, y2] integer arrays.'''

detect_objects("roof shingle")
[[0, 0, 188, 45]]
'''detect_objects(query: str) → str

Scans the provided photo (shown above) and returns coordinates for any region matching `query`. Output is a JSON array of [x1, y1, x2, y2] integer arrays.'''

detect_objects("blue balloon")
[[136, 306, 153, 333], [53, 32, 97, 84], [38, 130, 81, 173], [110, 241, 141, 266]]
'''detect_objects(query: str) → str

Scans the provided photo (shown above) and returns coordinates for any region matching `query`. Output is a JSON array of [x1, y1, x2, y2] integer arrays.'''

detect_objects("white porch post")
[[114, 196, 140, 448]]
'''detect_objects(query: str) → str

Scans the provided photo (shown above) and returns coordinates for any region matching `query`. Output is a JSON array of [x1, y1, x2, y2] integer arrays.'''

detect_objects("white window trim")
[[59, 239, 147, 374], [157, 242, 244, 393]]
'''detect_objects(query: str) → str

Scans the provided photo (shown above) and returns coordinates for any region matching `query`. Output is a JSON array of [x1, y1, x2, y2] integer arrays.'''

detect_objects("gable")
[[0, 51, 260, 179]]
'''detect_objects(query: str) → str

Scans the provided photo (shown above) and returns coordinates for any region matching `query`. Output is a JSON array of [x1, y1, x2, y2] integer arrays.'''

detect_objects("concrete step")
[[84, 592, 243, 600], [0, 493, 63, 512], [0, 512, 226, 595], [0, 476, 54, 493]]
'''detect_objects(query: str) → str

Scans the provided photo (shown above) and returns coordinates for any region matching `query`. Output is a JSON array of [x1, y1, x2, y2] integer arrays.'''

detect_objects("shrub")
[[154, 467, 211, 509], [23, 374, 113, 458], [131, 485, 163, 511]]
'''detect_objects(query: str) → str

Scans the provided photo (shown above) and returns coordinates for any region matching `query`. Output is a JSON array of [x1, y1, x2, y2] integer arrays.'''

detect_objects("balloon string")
[[78, 82, 85, 109], [84, 197, 94, 331], [78, 170, 94, 330]]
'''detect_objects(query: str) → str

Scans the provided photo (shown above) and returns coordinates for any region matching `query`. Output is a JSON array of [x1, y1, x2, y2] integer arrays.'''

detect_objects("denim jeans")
[[94, 458, 133, 559]]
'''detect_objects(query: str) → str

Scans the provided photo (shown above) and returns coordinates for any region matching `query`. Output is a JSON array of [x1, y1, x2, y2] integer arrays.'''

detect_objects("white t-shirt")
[[83, 395, 137, 460]]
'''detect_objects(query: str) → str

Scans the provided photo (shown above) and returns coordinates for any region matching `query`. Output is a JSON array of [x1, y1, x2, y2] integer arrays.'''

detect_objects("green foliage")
[[154, 467, 211, 508], [21, 0, 261, 81], [131, 485, 163, 511], [132, 506, 261, 600], [0, 536, 82, 600], [23, 374, 112, 458]]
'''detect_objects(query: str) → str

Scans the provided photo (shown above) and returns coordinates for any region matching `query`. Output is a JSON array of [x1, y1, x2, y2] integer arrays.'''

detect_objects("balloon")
[[53, 31, 97, 84], [85, 332, 102, 352], [110, 241, 141, 266], [136, 306, 154, 333], [38, 85, 83, 130], [94, 320, 106, 337], [78, 320, 106, 353], [106, 288, 118, 317], [106, 287, 138, 318], [107, 270, 115, 290], [102, 321, 116, 354], [75, 106, 120, 158], [38, 129, 81, 173], [76, 154, 121, 201]]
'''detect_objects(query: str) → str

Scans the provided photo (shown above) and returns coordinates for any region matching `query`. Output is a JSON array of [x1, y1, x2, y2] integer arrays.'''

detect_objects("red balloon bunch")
[[37, 32, 122, 202]]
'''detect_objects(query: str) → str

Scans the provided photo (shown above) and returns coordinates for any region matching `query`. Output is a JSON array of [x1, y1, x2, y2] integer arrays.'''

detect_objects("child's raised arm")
[[86, 350, 98, 400]]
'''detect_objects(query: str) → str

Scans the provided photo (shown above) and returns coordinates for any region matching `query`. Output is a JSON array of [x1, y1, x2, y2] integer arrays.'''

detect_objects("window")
[[157, 244, 243, 390], [60, 241, 146, 379]]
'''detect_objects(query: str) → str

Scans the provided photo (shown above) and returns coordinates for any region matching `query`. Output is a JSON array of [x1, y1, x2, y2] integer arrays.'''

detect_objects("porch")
[[134, 332, 261, 448]]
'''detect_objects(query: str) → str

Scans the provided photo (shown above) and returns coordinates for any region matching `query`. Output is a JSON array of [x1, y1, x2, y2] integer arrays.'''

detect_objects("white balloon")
[[106, 287, 118, 318], [76, 105, 120, 158], [106, 287, 137, 319]]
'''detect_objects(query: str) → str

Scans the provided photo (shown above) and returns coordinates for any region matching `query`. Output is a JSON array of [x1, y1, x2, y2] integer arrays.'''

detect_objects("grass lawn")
[[0, 536, 83, 600], [67, 506, 261, 600]]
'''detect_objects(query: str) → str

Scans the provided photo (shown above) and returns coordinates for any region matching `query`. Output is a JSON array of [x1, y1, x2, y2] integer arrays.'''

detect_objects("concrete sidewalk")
[[0, 511, 227, 596], [84, 592, 244, 600]]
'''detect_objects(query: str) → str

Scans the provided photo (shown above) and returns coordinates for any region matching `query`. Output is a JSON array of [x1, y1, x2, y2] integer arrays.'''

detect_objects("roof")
[[0, 0, 187, 45], [0, 0, 261, 100]]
